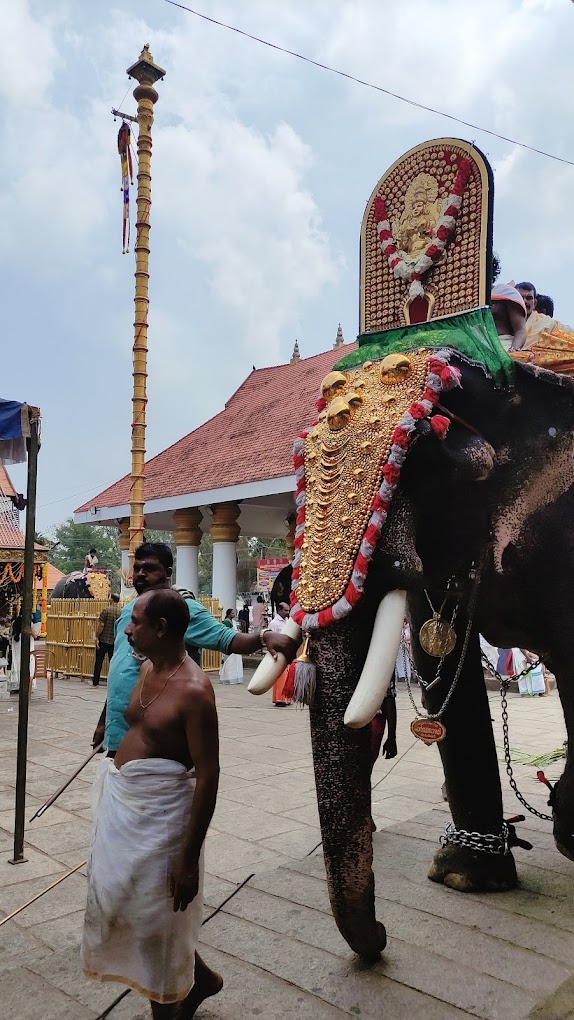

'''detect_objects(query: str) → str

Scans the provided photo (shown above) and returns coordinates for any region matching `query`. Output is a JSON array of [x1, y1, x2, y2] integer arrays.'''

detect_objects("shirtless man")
[[82, 589, 222, 1019]]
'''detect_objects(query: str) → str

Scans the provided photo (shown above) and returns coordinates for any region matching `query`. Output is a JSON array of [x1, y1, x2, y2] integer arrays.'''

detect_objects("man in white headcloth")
[[490, 282, 527, 352], [82, 589, 222, 1018]]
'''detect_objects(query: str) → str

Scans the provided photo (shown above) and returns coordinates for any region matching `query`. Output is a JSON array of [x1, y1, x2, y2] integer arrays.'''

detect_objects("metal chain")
[[481, 652, 552, 822], [405, 563, 481, 722], [441, 820, 510, 855]]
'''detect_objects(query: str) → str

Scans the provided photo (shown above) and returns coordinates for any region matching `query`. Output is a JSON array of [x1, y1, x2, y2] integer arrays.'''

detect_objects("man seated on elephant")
[[92, 542, 298, 754], [490, 283, 527, 351]]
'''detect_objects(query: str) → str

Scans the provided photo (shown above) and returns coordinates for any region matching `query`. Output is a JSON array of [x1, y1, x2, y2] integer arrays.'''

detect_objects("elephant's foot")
[[551, 777, 574, 862], [428, 844, 517, 892], [343, 920, 387, 963]]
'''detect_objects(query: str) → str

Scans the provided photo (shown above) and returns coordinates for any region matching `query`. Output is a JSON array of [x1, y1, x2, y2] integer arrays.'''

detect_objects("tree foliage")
[[47, 519, 121, 576]]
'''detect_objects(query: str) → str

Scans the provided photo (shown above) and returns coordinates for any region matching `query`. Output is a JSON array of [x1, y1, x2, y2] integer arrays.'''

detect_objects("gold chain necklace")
[[139, 654, 187, 711]]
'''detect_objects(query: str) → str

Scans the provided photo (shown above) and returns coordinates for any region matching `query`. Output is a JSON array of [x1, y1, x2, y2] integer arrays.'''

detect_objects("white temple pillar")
[[210, 502, 240, 615], [173, 508, 202, 594]]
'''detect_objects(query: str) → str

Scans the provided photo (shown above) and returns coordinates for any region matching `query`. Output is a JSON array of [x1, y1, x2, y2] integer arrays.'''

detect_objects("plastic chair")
[[30, 649, 55, 702]]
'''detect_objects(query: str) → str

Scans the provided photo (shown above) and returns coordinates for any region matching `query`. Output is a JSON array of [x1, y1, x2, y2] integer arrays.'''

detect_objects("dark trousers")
[[92, 642, 114, 685]]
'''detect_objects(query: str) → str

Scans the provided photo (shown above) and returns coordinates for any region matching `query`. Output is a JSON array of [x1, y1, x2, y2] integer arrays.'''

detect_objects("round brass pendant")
[[419, 615, 456, 657]]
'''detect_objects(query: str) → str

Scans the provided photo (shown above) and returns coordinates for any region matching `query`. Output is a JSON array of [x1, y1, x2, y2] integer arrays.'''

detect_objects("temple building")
[[75, 331, 353, 608], [0, 464, 48, 616]]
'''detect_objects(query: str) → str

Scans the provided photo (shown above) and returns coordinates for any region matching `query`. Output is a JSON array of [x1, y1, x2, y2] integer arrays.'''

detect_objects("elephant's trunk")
[[310, 612, 387, 961]]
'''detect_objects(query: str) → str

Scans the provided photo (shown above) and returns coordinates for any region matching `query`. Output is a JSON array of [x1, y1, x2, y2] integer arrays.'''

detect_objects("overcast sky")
[[3, 0, 573, 532]]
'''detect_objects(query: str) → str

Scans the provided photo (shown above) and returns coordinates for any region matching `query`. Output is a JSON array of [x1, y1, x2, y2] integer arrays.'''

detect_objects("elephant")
[[50, 572, 94, 599], [269, 356, 574, 962], [50, 570, 111, 600]]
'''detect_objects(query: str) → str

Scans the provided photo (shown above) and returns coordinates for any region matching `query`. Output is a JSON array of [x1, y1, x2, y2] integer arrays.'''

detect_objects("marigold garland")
[[0, 563, 24, 585]]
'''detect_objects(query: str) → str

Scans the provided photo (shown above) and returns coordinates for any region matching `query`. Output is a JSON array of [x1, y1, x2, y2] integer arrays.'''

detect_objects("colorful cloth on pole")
[[118, 122, 134, 254], [335, 307, 514, 386], [257, 558, 290, 593], [0, 399, 30, 464]]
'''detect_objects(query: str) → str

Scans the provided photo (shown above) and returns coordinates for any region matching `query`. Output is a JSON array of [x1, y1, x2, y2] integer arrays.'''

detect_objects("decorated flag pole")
[[123, 46, 165, 582]]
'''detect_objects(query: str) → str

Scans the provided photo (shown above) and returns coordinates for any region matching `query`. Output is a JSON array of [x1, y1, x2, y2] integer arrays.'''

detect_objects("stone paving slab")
[[0, 678, 572, 1018]]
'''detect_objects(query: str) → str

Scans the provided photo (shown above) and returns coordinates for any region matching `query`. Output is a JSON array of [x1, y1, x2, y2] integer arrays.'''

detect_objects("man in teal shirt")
[[93, 542, 296, 753]]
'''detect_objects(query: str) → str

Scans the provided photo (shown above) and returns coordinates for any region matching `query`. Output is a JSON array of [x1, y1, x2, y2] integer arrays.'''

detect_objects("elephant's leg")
[[310, 617, 386, 961], [410, 603, 517, 892], [542, 652, 574, 860]]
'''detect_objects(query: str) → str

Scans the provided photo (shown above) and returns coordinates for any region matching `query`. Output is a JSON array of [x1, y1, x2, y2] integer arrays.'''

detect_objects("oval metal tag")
[[410, 718, 446, 745]]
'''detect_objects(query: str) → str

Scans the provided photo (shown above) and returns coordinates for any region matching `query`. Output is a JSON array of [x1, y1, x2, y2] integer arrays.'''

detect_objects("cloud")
[[2, 0, 574, 532]]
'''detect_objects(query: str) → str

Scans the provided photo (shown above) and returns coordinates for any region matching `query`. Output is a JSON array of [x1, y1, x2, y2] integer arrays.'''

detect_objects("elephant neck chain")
[[405, 562, 482, 744]]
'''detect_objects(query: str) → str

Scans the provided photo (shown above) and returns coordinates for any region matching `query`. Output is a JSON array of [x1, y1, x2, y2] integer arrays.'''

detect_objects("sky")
[[2, 0, 574, 533]]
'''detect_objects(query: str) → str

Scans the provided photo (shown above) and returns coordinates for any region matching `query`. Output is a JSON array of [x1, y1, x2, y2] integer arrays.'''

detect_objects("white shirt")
[[269, 613, 288, 634]]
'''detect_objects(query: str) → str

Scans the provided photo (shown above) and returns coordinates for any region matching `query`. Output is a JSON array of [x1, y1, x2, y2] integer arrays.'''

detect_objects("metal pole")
[[125, 45, 165, 581], [11, 411, 40, 864]]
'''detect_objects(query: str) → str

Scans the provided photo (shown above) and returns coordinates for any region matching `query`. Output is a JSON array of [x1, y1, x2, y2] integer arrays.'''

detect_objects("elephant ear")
[[290, 348, 460, 632]]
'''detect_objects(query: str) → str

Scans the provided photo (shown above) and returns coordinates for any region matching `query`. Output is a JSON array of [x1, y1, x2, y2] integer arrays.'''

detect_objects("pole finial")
[[333, 323, 345, 348], [290, 340, 301, 364]]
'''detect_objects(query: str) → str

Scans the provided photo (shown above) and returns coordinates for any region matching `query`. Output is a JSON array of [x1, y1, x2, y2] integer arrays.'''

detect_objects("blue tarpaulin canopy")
[[0, 399, 30, 464]]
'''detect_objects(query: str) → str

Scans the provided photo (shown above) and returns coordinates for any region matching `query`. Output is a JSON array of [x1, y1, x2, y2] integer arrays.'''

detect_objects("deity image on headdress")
[[392, 173, 444, 262]]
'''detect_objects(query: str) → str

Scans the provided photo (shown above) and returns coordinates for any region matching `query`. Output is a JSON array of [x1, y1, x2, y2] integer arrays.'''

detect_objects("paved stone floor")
[[0, 672, 572, 1018]]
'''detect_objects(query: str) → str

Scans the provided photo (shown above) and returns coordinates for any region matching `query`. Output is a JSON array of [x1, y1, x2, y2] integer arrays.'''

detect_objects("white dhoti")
[[82, 758, 204, 1004], [219, 653, 243, 685]]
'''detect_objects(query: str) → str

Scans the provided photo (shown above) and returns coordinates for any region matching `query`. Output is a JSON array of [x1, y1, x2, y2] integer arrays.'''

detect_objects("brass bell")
[[380, 353, 413, 384], [361, 440, 373, 453], [340, 515, 352, 527], [327, 397, 352, 431], [321, 371, 348, 403], [353, 468, 365, 479]]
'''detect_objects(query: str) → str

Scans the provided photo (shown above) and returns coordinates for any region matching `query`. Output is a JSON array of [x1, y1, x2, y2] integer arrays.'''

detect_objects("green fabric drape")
[[335, 307, 514, 385]]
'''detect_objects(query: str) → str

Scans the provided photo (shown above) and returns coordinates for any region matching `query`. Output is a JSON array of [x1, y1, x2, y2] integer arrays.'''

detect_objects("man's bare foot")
[[177, 954, 223, 1019]]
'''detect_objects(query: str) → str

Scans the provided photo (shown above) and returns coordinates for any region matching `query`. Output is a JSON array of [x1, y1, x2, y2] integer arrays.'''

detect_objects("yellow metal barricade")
[[46, 596, 223, 678]]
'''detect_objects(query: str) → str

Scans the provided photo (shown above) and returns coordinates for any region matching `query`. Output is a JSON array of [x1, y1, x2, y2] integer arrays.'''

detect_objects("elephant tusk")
[[344, 590, 407, 729], [247, 617, 302, 695]]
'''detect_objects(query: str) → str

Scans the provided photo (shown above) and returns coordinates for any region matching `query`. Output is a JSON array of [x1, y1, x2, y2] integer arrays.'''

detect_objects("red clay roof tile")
[[76, 345, 356, 512]]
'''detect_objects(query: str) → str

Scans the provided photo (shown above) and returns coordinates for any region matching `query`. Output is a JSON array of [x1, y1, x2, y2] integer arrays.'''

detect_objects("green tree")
[[48, 519, 121, 576]]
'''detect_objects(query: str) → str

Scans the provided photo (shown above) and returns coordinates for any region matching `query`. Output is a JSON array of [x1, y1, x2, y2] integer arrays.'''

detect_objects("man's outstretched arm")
[[187, 601, 298, 663]]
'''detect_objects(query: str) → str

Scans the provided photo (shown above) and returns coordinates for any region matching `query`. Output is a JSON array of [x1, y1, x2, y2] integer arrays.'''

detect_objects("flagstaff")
[[125, 45, 165, 580]]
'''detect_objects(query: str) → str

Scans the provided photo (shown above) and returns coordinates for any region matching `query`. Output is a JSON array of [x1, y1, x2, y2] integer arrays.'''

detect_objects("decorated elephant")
[[249, 137, 574, 961], [50, 570, 110, 600]]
